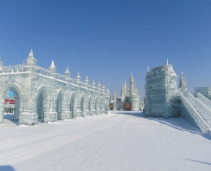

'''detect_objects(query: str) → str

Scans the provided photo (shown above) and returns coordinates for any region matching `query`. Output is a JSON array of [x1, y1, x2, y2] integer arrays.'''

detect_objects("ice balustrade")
[[2, 64, 25, 73], [196, 92, 211, 110], [184, 92, 211, 122], [180, 92, 211, 133], [34, 65, 106, 92], [0, 64, 106, 92]]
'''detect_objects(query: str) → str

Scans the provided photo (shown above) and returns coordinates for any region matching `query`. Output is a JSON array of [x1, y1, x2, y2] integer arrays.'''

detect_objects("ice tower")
[[144, 61, 211, 134], [144, 62, 180, 118]]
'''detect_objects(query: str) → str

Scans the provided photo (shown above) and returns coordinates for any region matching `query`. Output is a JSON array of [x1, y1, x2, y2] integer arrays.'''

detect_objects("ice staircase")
[[180, 92, 211, 133]]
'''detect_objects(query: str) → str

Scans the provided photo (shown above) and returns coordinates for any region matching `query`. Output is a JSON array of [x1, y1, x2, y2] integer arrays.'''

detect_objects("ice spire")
[[76, 72, 81, 82], [64, 67, 70, 78], [48, 60, 56, 72], [130, 73, 134, 85], [113, 92, 117, 110], [0, 56, 3, 73], [121, 82, 126, 91], [98, 82, 101, 87], [121, 82, 126, 102], [85, 76, 89, 85], [51, 60, 56, 68], [92, 79, 95, 87], [130, 73, 135, 93], [28, 49, 35, 59], [65, 67, 70, 73], [179, 72, 187, 92], [0, 56, 3, 66], [26, 49, 37, 66]]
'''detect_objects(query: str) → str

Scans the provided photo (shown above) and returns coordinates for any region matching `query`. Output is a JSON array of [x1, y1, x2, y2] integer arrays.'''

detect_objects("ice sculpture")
[[144, 61, 211, 134], [0, 50, 110, 125]]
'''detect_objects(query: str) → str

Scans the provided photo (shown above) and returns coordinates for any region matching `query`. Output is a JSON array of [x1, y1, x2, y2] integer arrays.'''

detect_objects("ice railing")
[[2, 64, 25, 73], [180, 92, 211, 133], [184, 92, 211, 121], [34, 65, 106, 92], [196, 92, 211, 110], [0, 64, 108, 93]]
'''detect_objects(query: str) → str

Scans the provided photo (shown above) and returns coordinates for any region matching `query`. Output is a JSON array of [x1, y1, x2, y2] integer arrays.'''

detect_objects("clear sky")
[[1, 0, 211, 100]]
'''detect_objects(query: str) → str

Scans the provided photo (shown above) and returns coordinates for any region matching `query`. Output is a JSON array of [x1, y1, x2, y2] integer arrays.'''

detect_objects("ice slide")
[[180, 92, 211, 134]]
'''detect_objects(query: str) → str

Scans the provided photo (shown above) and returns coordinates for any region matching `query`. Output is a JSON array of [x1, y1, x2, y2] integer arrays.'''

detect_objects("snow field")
[[0, 112, 211, 171]]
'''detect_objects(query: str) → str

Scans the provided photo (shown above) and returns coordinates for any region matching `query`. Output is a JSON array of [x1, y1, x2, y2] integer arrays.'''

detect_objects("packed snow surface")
[[0, 111, 211, 171]]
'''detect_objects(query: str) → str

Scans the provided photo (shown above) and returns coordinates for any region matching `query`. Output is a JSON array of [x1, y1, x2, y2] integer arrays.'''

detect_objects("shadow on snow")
[[0, 165, 16, 171], [110, 110, 211, 140], [182, 158, 211, 165], [3, 113, 19, 126]]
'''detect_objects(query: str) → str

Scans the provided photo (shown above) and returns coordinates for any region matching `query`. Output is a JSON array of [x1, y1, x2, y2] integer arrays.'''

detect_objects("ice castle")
[[144, 60, 211, 134]]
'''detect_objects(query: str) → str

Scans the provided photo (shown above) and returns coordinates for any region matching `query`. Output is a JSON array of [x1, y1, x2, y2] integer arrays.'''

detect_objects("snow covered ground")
[[0, 111, 211, 171]]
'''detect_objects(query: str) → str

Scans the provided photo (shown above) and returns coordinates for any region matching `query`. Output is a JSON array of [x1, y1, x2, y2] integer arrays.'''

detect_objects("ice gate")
[[0, 50, 110, 125]]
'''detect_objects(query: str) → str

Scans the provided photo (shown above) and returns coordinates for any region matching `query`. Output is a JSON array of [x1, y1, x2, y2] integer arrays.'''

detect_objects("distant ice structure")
[[111, 74, 142, 111], [194, 87, 211, 100], [144, 61, 211, 134], [0, 50, 110, 125]]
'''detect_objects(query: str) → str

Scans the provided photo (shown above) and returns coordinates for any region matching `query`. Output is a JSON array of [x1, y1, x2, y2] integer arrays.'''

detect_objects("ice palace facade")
[[0, 50, 110, 125], [144, 60, 211, 134]]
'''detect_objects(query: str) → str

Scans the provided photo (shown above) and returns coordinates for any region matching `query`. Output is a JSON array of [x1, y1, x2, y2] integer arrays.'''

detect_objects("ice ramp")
[[180, 92, 211, 134], [195, 92, 211, 111]]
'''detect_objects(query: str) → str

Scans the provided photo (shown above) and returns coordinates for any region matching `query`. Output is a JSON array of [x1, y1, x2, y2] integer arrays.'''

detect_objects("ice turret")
[[26, 49, 37, 66], [24, 49, 37, 71], [179, 72, 187, 92], [85, 76, 89, 85], [113, 93, 117, 110], [64, 67, 70, 78], [98, 82, 101, 88], [0, 57, 3, 66], [130, 73, 134, 85], [92, 80, 95, 87], [102, 85, 105, 91], [130, 73, 135, 92], [121, 82, 126, 102], [76, 72, 81, 82], [0, 57, 3, 73], [49, 60, 56, 73], [145, 66, 151, 79]]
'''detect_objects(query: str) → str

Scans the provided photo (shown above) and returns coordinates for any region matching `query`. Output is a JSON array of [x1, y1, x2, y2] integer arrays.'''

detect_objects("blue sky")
[[1, 0, 211, 100]]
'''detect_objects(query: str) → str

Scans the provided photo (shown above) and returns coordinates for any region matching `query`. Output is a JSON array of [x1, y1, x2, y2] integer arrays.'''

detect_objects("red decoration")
[[5, 99, 15, 104]]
